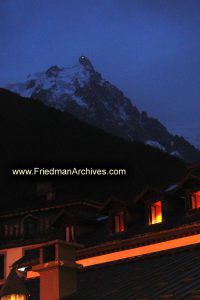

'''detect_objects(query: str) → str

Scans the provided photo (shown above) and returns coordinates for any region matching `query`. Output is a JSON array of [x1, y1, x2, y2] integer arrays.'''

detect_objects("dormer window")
[[66, 225, 75, 242], [149, 201, 162, 225], [113, 210, 125, 233], [191, 191, 200, 210]]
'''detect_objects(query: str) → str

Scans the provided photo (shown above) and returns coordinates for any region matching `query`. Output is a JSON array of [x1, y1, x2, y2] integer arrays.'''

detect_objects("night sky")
[[1, 0, 200, 137]]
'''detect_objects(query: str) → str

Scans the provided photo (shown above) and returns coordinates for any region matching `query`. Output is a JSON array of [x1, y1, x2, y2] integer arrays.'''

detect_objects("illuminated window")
[[113, 211, 125, 233], [149, 201, 162, 224], [2, 296, 27, 300], [66, 225, 75, 242], [191, 191, 200, 209]]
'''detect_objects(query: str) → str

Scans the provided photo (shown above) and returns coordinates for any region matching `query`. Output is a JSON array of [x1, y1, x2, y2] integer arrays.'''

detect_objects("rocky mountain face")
[[0, 88, 187, 206], [4, 56, 200, 162]]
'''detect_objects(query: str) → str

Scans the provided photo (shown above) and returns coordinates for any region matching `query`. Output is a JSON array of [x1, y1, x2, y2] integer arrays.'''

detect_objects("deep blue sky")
[[1, 0, 200, 133]]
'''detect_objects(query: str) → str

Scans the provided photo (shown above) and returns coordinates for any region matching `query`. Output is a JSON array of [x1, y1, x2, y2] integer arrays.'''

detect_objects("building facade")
[[1, 165, 200, 299]]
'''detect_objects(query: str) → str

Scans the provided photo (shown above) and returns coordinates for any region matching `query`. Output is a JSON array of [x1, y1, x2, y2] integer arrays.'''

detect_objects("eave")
[[0, 200, 100, 219], [77, 221, 200, 260]]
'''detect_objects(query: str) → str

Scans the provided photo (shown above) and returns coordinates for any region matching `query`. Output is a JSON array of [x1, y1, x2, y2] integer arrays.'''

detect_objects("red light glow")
[[149, 201, 162, 224], [25, 234, 200, 276], [115, 211, 124, 232], [26, 271, 40, 279], [191, 191, 200, 209], [77, 233, 200, 267]]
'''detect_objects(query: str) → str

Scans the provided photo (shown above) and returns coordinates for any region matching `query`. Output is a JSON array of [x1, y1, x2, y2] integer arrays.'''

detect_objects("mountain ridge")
[[3, 56, 200, 162], [0, 88, 187, 206]]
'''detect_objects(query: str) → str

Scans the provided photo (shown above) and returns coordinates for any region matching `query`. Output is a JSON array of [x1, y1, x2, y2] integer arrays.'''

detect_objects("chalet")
[[1, 165, 200, 299]]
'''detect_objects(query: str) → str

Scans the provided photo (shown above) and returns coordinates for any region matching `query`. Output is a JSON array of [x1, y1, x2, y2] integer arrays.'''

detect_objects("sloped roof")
[[99, 196, 126, 213], [19, 244, 200, 299], [168, 173, 200, 193], [133, 186, 163, 204], [78, 244, 200, 300], [0, 268, 29, 296]]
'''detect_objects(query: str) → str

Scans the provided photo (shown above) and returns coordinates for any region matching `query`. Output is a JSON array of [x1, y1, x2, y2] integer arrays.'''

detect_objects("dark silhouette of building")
[[1, 164, 200, 299]]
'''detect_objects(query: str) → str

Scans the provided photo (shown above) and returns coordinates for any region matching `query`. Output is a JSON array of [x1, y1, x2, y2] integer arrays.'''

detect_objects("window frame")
[[110, 208, 126, 234], [147, 199, 164, 226], [186, 189, 200, 212], [65, 224, 76, 243]]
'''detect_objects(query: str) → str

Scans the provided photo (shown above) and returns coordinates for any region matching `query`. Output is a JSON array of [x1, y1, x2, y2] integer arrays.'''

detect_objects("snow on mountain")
[[3, 56, 200, 162], [8, 60, 91, 110], [145, 140, 166, 152], [170, 151, 182, 159]]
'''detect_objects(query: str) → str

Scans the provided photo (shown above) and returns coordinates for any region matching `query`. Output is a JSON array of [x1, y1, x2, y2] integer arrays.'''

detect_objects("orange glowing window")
[[114, 211, 125, 233], [2, 296, 27, 300], [66, 225, 75, 242], [191, 191, 200, 209], [149, 201, 162, 224]]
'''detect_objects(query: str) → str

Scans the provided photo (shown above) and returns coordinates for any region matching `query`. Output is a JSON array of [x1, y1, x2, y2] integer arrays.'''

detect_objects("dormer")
[[188, 163, 200, 178], [169, 173, 200, 215], [52, 210, 76, 242], [134, 187, 165, 226], [148, 200, 162, 225], [99, 197, 126, 234], [66, 224, 75, 242], [184, 176, 200, 214], [187, 189, 200, 213]]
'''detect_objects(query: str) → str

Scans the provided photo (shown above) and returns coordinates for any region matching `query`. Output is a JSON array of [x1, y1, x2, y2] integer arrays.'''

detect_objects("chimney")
[[32, 240, 82, 300]]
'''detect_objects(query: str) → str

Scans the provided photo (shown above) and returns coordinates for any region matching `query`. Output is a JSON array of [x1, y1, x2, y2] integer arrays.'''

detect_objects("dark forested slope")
[[0, 89, 187, 209]]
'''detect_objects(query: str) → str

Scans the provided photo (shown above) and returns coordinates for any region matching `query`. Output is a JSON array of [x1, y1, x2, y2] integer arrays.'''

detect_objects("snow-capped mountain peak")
[[3, 56, 200, 162], [7, 56, 98, 111]]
